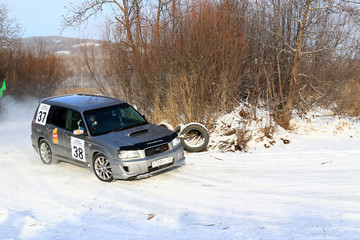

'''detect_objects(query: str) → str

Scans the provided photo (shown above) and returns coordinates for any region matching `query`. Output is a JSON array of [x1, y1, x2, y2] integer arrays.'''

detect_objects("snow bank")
[[209, 104, 360, 152], [290, 108, 360, 136]]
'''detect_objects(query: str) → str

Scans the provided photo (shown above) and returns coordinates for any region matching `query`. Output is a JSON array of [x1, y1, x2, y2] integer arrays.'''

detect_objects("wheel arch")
[[89, 144, 113, 161], [92, 151, 100, 160], [37, 137, 46, 149]]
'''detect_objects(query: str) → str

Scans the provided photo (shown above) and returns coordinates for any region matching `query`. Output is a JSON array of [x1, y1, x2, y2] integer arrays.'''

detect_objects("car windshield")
[[84, 103, 148, 136]]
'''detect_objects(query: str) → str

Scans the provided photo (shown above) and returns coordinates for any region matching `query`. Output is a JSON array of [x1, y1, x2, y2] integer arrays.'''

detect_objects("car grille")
[[145, 143, 169, 156]]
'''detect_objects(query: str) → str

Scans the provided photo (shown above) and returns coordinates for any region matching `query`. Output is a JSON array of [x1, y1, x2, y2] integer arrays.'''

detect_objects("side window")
[[49, 106, 67, 129], [65, 109, 85, 132]]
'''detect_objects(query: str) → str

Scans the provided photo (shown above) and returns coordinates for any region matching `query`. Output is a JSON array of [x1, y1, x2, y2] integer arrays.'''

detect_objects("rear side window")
[[49, 106, 67, 129]]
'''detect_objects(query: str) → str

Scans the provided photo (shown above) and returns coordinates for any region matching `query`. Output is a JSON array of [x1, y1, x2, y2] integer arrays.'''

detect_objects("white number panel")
[[35, 103, 51, 125], [71, 137, 85, 162]]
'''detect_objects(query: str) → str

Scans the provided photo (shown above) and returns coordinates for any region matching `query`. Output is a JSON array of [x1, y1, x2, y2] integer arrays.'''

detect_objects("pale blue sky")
[[4, 0, 102, 39]]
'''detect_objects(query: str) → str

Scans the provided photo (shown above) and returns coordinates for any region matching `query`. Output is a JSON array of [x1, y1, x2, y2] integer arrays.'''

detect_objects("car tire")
[[158, 122, 174, 131], [174, 124, 184, 134], [39, 139, 54, 165], [93, 153, 114, 182], [180, 123, 209, 152]]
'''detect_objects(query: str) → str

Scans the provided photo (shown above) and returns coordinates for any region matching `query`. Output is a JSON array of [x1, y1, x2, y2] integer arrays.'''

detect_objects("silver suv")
[[31, 94, 185, 182]]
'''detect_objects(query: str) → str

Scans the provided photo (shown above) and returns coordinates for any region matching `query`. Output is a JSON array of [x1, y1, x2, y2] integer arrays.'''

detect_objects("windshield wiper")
[[108, 127, 126, 134], [108, 122, 148, 134]]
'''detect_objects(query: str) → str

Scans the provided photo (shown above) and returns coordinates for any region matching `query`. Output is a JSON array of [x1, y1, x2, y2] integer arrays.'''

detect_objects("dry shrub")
[[235, 128, 252, 151], [332, 79, 360, 117], [260, 122, 275, 140], [208, 107, 254, 152], [4, 43, 72, 99], [150, 1, 246, 124], [53, 87, 99, 96], [0, 48, 12, 82], [88, 0, 247, 125], [310, 56, 360, 117], [210, 121, 253, 152]]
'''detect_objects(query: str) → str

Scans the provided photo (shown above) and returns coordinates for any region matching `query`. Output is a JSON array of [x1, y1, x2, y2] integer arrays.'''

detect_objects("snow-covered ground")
[[0, 97, 359, 240]]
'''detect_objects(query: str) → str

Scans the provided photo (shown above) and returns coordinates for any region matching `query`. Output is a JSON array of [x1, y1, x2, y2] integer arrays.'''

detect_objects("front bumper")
[[111, 143, 185, 179]]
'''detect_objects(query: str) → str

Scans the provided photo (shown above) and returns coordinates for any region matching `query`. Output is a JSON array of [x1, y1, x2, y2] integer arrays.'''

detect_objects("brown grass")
[[53, 87, 100, 96]]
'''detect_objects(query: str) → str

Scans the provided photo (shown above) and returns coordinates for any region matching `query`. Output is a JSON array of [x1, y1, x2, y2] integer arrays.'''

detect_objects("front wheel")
[[39, 139, 54, 164], [93, 153, 114, 182]]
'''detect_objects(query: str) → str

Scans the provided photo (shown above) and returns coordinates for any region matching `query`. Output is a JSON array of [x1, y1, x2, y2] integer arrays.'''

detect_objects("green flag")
[[0, 79, 6, 98]]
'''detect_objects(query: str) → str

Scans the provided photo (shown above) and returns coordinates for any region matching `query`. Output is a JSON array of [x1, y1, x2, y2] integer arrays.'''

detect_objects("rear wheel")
[[93, 153, 114, 182], [39, 139, 53, 164]]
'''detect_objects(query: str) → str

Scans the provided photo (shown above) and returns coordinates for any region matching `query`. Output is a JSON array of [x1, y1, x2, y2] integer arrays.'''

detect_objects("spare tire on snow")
[[179, 123, 209, 152], [174, 124, 185, 134], [158, 122, 174, 131]]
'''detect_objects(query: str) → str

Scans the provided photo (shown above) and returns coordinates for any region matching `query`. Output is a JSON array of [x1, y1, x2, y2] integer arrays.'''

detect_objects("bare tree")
[[0, 3, 22, 80], [0, 3, 21, 46], [64, 0, 248, 124], [63, 0, 143, 58], [253, 0, 360, 128], [63, 0, 360, 125]]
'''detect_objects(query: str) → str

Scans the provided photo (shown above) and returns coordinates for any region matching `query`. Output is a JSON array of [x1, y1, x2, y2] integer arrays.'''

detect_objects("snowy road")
[[0, 98, 360, 240]]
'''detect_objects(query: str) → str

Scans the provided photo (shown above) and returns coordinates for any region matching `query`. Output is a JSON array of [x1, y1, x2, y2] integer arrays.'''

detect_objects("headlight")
[[171, 137, 181, 147], [118, 150, 142, 160]]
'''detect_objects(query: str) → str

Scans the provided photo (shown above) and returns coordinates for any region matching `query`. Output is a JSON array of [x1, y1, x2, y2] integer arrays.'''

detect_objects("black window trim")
[[47, 105, 87, 135]]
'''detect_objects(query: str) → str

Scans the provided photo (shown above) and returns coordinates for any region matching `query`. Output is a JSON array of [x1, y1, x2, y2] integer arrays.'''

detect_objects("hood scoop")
[[129, 129, 149, 137]]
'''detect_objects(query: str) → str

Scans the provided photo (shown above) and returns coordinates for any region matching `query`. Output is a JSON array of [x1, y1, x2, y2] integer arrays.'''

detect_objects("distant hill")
[[21, 36, 102, 56]]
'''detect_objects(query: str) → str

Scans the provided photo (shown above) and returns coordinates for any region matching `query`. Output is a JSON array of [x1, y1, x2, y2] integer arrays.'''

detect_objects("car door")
[[63, 108, 90, 166], [45, 105, 68, 160]]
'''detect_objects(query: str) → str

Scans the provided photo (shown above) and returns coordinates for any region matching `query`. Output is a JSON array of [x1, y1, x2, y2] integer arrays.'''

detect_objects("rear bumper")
[[111, 144, 185, 179], [31, 134, 39, 153]]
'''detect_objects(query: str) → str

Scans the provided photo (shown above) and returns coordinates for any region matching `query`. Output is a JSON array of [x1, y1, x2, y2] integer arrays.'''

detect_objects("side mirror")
[[73, 129, 84, 135]]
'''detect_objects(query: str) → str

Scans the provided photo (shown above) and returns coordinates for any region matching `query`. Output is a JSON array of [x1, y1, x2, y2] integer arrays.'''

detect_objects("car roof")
[[41, 94, 126, 112]]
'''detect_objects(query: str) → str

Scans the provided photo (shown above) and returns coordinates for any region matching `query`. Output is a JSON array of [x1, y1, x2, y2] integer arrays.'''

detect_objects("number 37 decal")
[[35, 103, 51, 125]]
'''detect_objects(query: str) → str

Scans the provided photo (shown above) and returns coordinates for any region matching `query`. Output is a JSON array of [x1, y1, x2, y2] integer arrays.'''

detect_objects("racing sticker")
[[35, 103, 51, 125], [52, 128, 59, 144], [71, 137, 85, 162]]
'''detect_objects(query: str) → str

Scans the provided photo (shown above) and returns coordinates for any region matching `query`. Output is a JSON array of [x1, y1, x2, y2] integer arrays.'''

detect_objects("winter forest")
[[2, 0, 360, 131]]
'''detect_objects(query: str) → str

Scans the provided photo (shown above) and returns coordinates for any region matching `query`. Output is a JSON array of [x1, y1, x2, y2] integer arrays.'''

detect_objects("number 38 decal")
[[73, 146, 84, 159], [71, 137, 86, 162]]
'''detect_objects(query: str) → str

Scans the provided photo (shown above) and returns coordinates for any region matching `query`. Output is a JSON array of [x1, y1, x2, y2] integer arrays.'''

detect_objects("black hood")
[[95, 123, 177, 150]]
